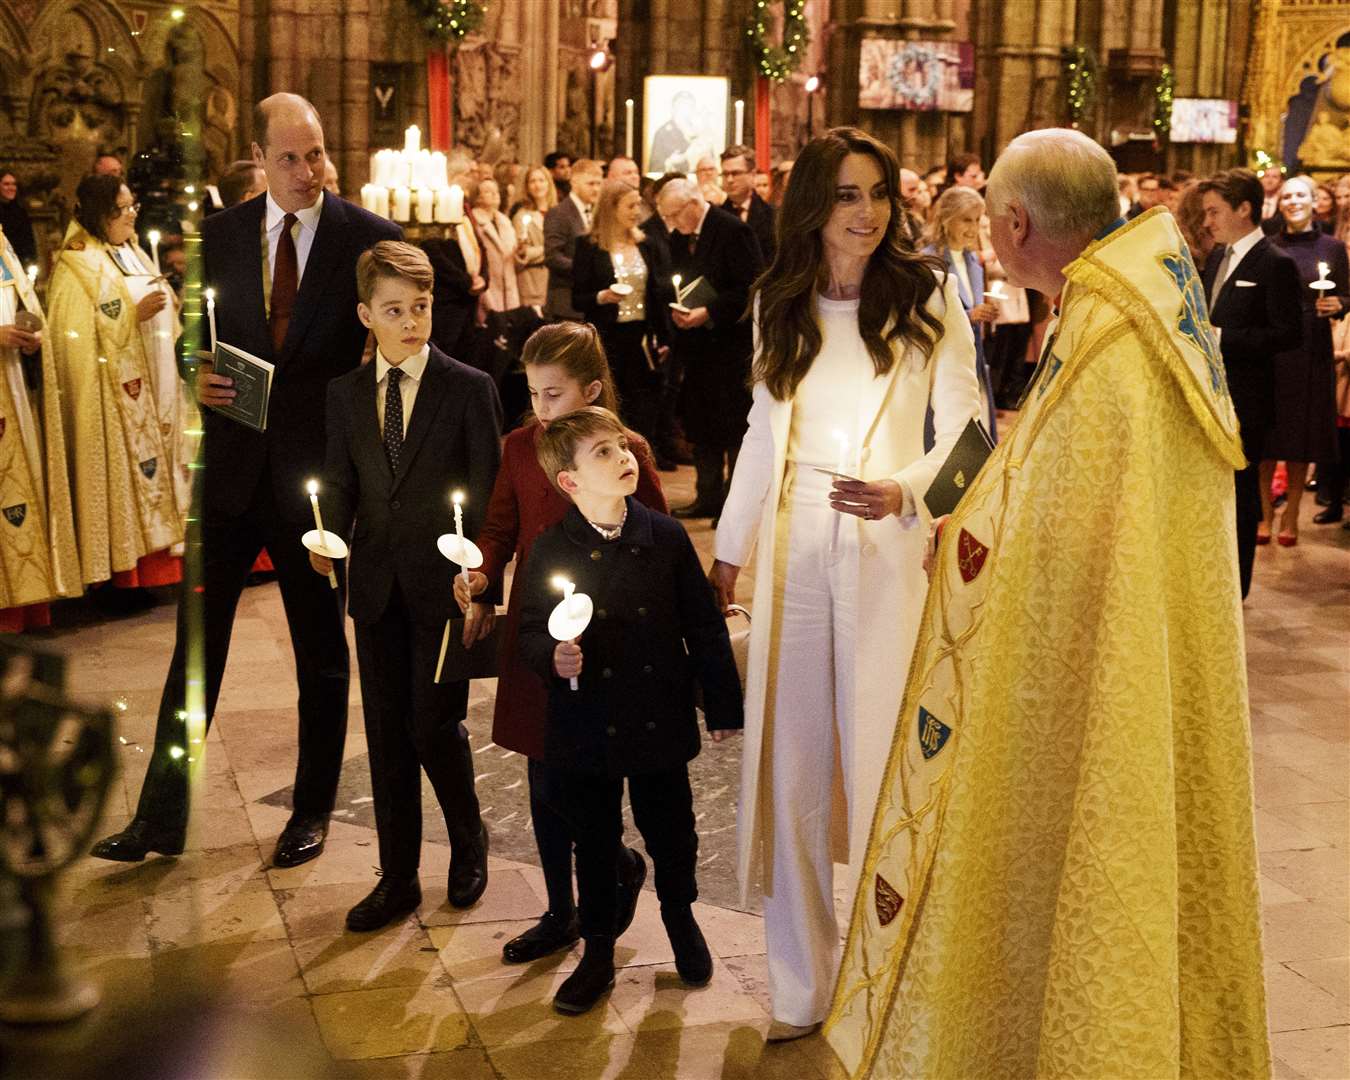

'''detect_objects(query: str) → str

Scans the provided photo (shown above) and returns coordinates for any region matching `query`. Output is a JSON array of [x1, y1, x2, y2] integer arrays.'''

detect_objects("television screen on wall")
[[1170, 99, 1239, 143], [858, 38, 975, 113]]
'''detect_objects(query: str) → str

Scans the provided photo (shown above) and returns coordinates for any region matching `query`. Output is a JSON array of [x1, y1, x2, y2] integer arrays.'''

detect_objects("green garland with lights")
[[746, 0, 809, 83], [408, 0, 486, 46], [1152, 63, 1175, 145], [1062, 45, 1096, 129]]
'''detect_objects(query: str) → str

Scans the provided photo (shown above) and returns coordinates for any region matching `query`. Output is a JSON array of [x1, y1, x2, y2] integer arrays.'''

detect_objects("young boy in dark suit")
[[517, 407, 743, 1014], [311, 241, 503, 930]]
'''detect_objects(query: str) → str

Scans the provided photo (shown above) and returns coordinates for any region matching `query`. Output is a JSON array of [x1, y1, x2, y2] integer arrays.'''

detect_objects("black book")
[[670, 275, 718, 314], [924, 418, 994, 519], [434, 618, 501, 683], [210, 341, 274, 432]]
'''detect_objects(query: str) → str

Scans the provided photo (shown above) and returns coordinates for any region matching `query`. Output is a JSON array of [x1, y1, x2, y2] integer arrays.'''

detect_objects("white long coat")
[[714, 274, 980, 904]]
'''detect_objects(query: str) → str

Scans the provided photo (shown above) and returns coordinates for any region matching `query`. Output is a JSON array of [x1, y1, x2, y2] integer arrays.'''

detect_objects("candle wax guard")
[[548, 593, 594, 644], [610, 282, 634, 296], [437, 534, 484, 569], [302, 529, 350, 560]]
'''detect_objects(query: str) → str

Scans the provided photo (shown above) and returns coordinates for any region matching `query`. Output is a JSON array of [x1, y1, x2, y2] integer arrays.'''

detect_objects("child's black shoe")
[[553, 935, 616, 1014], [661, 904, 712, 987]]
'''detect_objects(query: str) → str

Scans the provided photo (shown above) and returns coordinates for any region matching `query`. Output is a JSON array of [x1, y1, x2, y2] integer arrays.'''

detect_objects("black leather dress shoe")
[[447, 824, 489, 908], [345, 876, 421, 932], [1313, 506, 1344, 525], [272, 813, 329, 868], [90, 818, 184, 862], [672, 502, 719, 520], [661, 904, 712, 987], [553, 935, 615, 1014], [502, 910, 581, 963], [614, 846, 647, 936]]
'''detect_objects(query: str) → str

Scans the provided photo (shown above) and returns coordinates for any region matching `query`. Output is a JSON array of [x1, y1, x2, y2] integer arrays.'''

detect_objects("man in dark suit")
[[92, 93, 402, 866], [719, 144, 776, 264], [1199, 168, 1304, 598], [422, 222, 488, 361], [544, 159, 601, 319], [657, 179, 764, 519], [315, 241, 502, 929]]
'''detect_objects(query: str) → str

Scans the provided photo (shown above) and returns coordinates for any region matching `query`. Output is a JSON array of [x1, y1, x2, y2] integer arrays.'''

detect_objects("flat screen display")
[[1170, 99, 1239, 144]]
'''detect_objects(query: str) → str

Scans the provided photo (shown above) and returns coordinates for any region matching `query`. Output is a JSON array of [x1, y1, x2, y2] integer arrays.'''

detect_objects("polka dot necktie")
[[383, 367, 404, 473]]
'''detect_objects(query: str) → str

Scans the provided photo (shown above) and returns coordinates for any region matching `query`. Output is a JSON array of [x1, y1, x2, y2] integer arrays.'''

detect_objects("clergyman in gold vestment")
[[825, 130, 1270, 1079]]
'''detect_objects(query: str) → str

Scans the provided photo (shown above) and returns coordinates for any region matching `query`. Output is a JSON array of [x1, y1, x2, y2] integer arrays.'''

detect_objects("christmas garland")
[[408, 0, 486, 46], [1062, 45, 1096, 129], [746, 0, 809, 83], [1152, 63, 1175, 145]]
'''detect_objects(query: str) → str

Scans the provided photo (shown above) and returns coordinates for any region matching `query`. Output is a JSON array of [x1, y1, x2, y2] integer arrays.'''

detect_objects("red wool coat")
[[478, 421, 667, 758]]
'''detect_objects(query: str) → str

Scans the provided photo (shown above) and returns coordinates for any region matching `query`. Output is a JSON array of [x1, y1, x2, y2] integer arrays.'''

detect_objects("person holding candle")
[[0, 219, 81, 632], [454, 321, 667, 964], [517, 406, 742, 1015], [308, 241, 502, 928], [1259, 174, 1348, 545], [92, 93, 402, 868], [924, 185, 1001, 440], [45, 173, 187, 593], [708, 127, 980, 1041], [572, 179, 675, 447], [510, 166, 556, 309]]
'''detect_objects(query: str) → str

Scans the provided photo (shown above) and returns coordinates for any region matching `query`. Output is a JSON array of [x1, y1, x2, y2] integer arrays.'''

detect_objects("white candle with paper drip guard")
[[204, 288, 217, 352], [26, 265, 37, 286], [985, 279, 1009, 302], [302, 479, 347, 589], [147, 229, 162, 276], [610, 250, 634, 297], [1311, 260, 1335, 291], [670, 273, 689, 314], [437, 490, 483, 591], [548, 576, 593, 691]]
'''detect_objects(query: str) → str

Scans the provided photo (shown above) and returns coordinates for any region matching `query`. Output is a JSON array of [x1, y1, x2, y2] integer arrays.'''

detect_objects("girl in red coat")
[[455, 321, 667, 962]]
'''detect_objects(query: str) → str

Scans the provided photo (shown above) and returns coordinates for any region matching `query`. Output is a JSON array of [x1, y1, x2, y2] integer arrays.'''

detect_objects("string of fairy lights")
[[746, 0, 809, 83], [406, 0, 486, 46]]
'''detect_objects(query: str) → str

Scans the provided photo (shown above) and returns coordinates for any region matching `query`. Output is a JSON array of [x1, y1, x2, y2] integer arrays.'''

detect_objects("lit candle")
[[204, 288, 217, 352], [625, 98, 635, 159], [447, 184, 464, 224], [430, 151, 449, 189], [1311, 260, 1335, 291], [434, 188, 452, 224], [452, 490, 469, 587], [672, 273, 683, 302], [392, 186, 412, 222], [551, 575, 581, 690], [520, 212, 531, 233], [375, 187, 390, 219], [307, 479, 338, 589], [147, 229, 161, 275], [734, 99, 745, 145], [26, 264, 37, 285], [404, 124, 421, 156]]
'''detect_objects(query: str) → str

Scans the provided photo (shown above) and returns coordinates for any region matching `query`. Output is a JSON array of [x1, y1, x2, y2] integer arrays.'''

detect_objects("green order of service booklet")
[[924, 417, 994, 519], [210, 341, 274, 432]]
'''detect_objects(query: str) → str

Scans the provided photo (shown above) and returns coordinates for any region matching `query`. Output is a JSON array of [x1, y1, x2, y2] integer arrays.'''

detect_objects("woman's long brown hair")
[[751, 127, 946, 401]]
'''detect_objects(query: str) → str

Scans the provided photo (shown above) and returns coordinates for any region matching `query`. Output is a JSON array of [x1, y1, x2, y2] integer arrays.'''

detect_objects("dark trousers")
[[135, 476, 349, 834], [693, 445, 740, 513], [549, 763, 698, 939], [528, 757, 576, 917], [603, 321, 662, 448], [1315, 426, 1350, 511], [354, 585, 481, 879], [1235, 425, 1267, 599]]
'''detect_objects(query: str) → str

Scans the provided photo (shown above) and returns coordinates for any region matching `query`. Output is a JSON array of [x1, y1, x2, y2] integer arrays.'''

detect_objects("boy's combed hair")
[[356, 240, 434, 305], [520, 321, 620, 414], [536, 406, 627, 497]]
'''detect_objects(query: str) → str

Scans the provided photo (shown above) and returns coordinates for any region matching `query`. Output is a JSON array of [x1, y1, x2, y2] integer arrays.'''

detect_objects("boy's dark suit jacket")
[[670, 204, 763, 449], [570, 234, 675, 342], [1201, 236, 1304, 448], [421, 233, 489, 361], [517, 498, 743, 778], [321, 343, 504, 626], [200, 191, 401, 521]]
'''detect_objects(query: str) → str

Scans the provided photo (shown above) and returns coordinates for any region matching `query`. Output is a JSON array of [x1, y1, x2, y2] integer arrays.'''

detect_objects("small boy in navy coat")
[[517, 406, 743, 1015], [311, 241, 502, 931]]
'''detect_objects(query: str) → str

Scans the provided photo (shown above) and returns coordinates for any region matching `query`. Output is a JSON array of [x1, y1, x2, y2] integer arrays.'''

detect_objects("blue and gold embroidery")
[[1158, 250, 1226, 398], [917, 706, 952, 761]]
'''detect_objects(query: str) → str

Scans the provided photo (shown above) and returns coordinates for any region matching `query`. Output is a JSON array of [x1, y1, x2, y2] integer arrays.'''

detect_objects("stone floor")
[[1, 465, 1347, 1079]]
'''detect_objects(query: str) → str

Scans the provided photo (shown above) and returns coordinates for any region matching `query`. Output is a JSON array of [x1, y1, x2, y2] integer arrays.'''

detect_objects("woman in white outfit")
[[710, 127, 980, 1042]]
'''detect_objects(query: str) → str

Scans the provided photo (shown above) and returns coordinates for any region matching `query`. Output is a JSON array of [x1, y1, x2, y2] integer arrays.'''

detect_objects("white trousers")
[[762, 465, 858, 1026]]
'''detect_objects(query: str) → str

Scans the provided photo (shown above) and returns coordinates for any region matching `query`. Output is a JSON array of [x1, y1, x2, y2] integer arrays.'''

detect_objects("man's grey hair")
[[657, 177, 704, 211], [985, 128, 1120, 241]]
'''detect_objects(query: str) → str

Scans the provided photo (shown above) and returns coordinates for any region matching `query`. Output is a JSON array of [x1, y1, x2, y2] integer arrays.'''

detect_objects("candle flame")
[[148, 229, 161, 244], [452, 490, 465, 505], [833, 428, 848, 447], [1318, 261, 1330, 279], [551, 575, 573, 593], [204, 288, 216, 302], [306, 479, 319, 496]]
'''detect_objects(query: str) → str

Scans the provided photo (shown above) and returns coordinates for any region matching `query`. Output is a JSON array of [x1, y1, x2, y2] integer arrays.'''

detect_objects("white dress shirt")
[[1214, 225, 1263, 298], [375, 344, 429, 438], [264, 191, 323, 287], [569, 191, 592, 230]]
